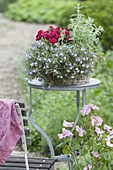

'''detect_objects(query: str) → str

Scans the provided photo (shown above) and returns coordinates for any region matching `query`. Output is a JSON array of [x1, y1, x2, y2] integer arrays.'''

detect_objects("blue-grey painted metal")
[[52, 154, 73, 170], [28, 78, 100, 170], [29, 111, 55, 157], [28, 78, 100, 91], [82, 89, 86, 106], [29, 87, 55, 158], [72, 91, 80, 131]]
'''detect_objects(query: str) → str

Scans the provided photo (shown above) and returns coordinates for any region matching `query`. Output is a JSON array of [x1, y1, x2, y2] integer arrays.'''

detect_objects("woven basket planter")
[[41, 75, 90, 86], [65, 76, 90, 85]]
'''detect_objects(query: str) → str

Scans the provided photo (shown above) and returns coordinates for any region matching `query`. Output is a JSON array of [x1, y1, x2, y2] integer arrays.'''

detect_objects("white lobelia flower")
[[30, 63, 34, 66], [48, 59, 51, 62], [71, 76, 75, 78], [74, 53, 77, 57], [59, 53, 63, 56], [67, 70, 70, 72], [60, 76, 63, 78], [82, 64, 85, 67], [81, 47, 86, 51]]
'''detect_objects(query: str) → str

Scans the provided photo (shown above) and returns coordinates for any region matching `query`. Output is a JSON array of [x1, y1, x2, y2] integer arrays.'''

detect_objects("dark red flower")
[[38, 30, 44, 35], [62, 27, 71, 41], [50, 38, 57, 44], [65, 28, 70, 36], [36, 30, 44, 41], [65, 27, 69, 31], [35, 26, 70, 44], [49, 25, 54, 30], [56, 26, 62, 31]]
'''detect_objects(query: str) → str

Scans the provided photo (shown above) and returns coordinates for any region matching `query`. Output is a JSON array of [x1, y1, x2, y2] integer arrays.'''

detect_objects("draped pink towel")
[[0, 99, 23, 163]]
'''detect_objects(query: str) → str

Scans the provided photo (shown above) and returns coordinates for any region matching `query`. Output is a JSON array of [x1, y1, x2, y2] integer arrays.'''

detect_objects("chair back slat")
[[23, 119, 28, 126], [15, 101, 31, 146], [21, 108, 27, 116], [25, 128, 30, 137], [15, 101, 25, 108], [26, 138, 31, 145]]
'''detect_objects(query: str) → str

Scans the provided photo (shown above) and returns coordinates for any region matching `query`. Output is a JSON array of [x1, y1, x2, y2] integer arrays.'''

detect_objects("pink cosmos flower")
[[76, 125, 85, 137], [95, 126, 101, 134], [91, 116, 103, 127], [57, 134, 64, 139], [81, 104, 91, 116], [81, 103, 99, 116], [91, 151, 100, 158], [95, 126, 104, 139], [90, 104, 99, 110], [58, 128, 73, 139], [83, 164, 92, 170], [105, 135, 113, 147], [109, 130, 113, 135], [63, 120, 74, 128], [104, 124, 111, 132]]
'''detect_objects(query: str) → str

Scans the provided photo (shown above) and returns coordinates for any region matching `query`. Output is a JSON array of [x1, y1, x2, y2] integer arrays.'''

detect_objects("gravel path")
[[0, 14, 49, 100]]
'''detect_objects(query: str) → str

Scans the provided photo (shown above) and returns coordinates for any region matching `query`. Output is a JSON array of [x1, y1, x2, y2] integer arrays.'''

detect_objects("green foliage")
[[56, 0, 113, 51], [24, 42, 98, 86], [58, 106, 113, 169], [68, 4, 103, 50], [4, 0, 76, 23], [82, 0, 113, 51], [88, 50, 113, 123]]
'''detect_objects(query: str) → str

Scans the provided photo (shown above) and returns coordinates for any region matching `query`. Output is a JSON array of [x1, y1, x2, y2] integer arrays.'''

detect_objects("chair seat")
[[0, 155, 56, 170]]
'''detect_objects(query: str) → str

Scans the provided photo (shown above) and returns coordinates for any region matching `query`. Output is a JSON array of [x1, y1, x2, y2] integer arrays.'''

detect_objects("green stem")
[[91, 136, 95, 169], [73, 154, 81, 170]]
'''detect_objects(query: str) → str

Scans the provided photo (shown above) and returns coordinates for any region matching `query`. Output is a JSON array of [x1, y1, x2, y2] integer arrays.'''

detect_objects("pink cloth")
[[0, 99, 23, 163]]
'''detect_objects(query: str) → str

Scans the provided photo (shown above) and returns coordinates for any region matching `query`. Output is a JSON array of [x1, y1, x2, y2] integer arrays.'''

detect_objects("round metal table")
[[28, 78, 100, 169]]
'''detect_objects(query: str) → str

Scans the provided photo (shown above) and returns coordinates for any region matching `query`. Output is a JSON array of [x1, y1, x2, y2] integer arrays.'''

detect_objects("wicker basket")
[[43, 75, 90, 86], [66, 76, 90, 85]]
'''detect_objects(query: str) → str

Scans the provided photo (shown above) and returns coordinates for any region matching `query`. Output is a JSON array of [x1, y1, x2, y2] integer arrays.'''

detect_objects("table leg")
[[82, 89, 86, 106], [29, 87, 55, 158], [72, 91, 80, 130]]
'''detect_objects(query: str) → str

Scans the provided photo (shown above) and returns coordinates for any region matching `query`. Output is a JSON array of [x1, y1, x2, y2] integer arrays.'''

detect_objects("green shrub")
[[87, 50, 113, 123], [83, 0, 113, 51], [4, 0, 76, 23], [56, 0, 113, 50]]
